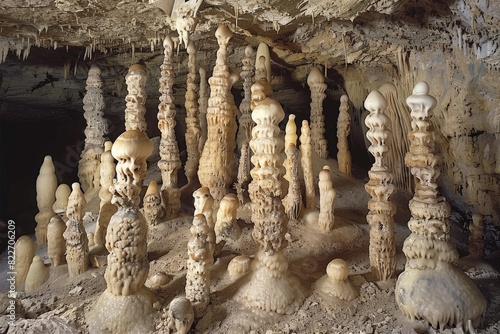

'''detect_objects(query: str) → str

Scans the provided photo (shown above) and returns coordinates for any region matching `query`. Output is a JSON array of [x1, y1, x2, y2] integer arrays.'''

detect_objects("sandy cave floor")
[[1, 157, 500, 334]]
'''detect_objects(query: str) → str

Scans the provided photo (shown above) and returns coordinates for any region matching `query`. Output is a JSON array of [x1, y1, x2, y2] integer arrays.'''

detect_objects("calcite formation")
[[47, 215, 66, 267], [184, 40, 202, 185], [88, 65, 154, 334], [161, 297, 194, 334], [318, 166, 336, 231], [193, 187, 216, 257], [364, 90, 396, 281], [316, 258, 359, 301], [237, 78, 305, 315], [24, 256, 49, 293], [307, 66, 328, 159], [337, 95, 352, 175], [283, 115, 302, 220], [255, 43, 271, 83], [63, 182, 89, 277], [52, 183, 71, 216], [186, 214, 214, 318], [300, 120, 316, 211], [198, 66, 209, 152], [396, 82, 486, 331], [214, 193, 241, 243], [469, 213, 485, 259], [78, 64, 107, 195], [198, 25, 237, 202], [14, 235, 36, 290], [236, 45, 255, 148], [235, 141, 251, 205], [144, 180, 165, 226], [157, 35, 182, 220], [35, 155, 57, 244], [125, 64, 148, 132]]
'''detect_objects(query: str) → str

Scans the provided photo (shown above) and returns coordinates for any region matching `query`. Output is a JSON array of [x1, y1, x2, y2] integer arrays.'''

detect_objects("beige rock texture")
[[47, 215, 66, 267], [144, 180, 165, 226], [337, 95, 352, 175], [307, 66, 328, 159], [125, 64, 148, 132], [14, 235, 36, 290], [396, 82, 487, 331], [78, 64, 107, 196], [24, 256, 49, 293], [160, 297, 194, 334], [52, 183, 71, 216], [214, 193, 241, 243], [364, 90, 397, 281], [158, 35, 182, 220], [198, 25, 238, 202], [35, 155, 58, 244]]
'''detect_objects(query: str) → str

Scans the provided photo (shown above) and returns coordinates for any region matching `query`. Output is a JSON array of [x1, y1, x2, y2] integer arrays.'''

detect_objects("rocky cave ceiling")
[[0, 0, 499, 70]]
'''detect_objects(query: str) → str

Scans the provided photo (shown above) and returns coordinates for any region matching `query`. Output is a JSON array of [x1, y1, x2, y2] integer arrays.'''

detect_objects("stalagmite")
[[364, 90, 396, 281], [283, 114, 298, 183], [52, 183, 71, 215], [185, 214, 214, 318], [144, 180, 165, 226], [162, 297, 194, 334], [316, 258, 359, 301], [214, 193, 241, 243], [193, 186, 216, 257], [236, 45, 255, 149], [198, 25, 237, 202], [64, 182, 89, 277], [469, 213, 485, 259], [14, 235, 36, 290], [47, 215, 66, 267], [198, 66, 209, 152], [125, 64, 148, 132], [318, 166, 336, 231], [337, 95, 352, 175], [94, 141, 116, 247], [236, 141, 251, 204], [283, 143, 302, 220], [396, 82, 486, 330], [300, 120, 316, 211], [236, 79, 305, 315], [255, 42, 271, 82], [158, 35, 182, 220], [24, 256, 49, 293], [78, 64, 107, 195], [307, 66, 328, 159], [35, 155, 57, 244], [88, 66, 154, 334], [184, 40, 202, 185]]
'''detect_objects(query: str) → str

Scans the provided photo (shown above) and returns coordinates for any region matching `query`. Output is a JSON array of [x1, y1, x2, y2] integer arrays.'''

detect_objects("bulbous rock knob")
[[364, 90, 388, 113]]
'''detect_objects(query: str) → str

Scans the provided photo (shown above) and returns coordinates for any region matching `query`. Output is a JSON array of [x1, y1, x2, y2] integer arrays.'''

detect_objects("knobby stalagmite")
[[214, 193, 241, 243], [125, 64, 147, 132], [337, 95, 352, 175], [364, 90, 396, 281], [64, 183, 89, 277], [198, 66, 209, 152], [307, 66, 328, 159], [198, 25, 237, 202], [283, 114, 302, 220], [184, 40, 202, 185], [395, 82, 486, 331], [236, 79, 305, 315], [87, 64, 154, 334], [300, 120, 316, 211], [193, 187, 217, 257], [144, 180, 165, 226], [47, 215, 66, 267], [235, 141, 251, 204], [35, 155, 57, 244], [318, 165, 336, 231], [78, 64, 107, 196], [158, 36, 182, 220], [236, 45, 255, 149]]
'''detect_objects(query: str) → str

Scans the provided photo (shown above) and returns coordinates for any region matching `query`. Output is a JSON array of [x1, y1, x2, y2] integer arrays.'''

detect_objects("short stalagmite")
[[144, 180, 165, 226], [307, 66, 328, 158], [24, 256, 49, 293], [47, 215, 66, 267], [469, 213, 485, 259], [14, 235, 36, 290], [52, 183, 71, 216], [78, 64, 107, 195], [318, 166, 336, 231], [184, 40, 202, 185], [236, 79, 305, 315], [193, 186, 216, 257], [337, 95, 352, 175], [185, 214, 214, 318], [316, 258, 359, 301], [158, 35, 182, 220], [63, 183, 89, 277], [198, 25, 237, 202], [162, 297, 194, 334], [364, 90, 396, 281], [87, 66, 154, 334], [395, 82, 486, 331], [35, 155, 58, 244], [300, 120, 316, 211], [214, 193, 241, 243]]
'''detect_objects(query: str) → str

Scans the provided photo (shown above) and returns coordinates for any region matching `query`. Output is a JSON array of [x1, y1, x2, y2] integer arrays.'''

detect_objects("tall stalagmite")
[[307, 66, 328, 159], [364, 90, 396, 281], [158, 36, 182, 219], [198, 66, 209, 152], [125, 64, 147, 132], [35, 155, 58, 244], [337, 95, 352, 175], [300, 120, 316, 211], [78, 64, 108, 195], [198, 25, 237, 202], [236, 79, 305, 315], [88, 65, 154, 334], [236, 45, 255, 148], [395, 82, 486, 330], [184, 40, 202, 185]]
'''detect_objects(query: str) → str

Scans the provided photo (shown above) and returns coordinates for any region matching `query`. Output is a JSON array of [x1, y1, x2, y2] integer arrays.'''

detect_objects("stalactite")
[[158, 36, 182, 220], [364, 90, 396, 281]]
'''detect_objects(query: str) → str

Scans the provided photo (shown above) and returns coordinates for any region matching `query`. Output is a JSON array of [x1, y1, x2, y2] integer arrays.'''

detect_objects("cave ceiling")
[[0, 0, 499, 70]]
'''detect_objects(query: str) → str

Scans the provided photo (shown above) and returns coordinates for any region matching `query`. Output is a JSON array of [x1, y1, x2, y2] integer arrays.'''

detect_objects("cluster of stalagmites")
[[396, 82, 486, 331]]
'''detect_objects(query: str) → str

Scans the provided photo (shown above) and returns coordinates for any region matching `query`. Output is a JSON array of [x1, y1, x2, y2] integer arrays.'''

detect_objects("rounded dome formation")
[[364, 90, 388, 112], [111, 130, 153, 161], [326, 258, 350, 282]]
